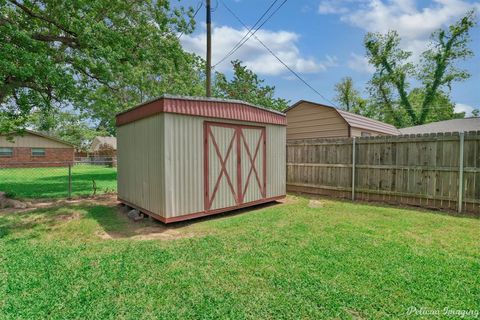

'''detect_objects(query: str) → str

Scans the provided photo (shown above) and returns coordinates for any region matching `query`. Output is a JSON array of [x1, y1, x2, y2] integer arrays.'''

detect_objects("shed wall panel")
[[266, 125, 286, 197], [117, 114, 165, 216], [163, 114, 204, 218]]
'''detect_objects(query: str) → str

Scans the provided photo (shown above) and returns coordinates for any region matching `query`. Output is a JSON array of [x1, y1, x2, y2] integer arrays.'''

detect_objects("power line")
[[214, 0, 288, 68], [214, 0, 287, 67], [220, 0, 336, 106], [214, 0, 280, 67], [177, 1, 203, 40]]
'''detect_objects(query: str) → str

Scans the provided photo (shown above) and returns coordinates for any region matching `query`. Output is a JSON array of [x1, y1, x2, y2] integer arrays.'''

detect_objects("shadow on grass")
[[0, 198, 286, 243], [158, 200, 284, 227], [90, 200, 286, 239], [0, 206, 79, 242]]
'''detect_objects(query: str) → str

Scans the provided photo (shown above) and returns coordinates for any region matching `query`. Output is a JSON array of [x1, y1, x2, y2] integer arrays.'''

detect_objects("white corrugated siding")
[[163, 114, 204, 218], [117, 114, 165, 216], [266, 125, 286, 197]]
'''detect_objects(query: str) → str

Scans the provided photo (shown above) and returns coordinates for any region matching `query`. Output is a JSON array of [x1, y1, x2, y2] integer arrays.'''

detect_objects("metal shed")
[[116, 95, 287, 223]]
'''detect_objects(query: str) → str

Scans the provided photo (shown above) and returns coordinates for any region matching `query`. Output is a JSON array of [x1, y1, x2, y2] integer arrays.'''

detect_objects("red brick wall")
[[0, 147, 74, 168]]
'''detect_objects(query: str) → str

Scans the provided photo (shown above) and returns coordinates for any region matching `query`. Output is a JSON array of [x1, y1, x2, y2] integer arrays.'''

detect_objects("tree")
[[334, 77, 361, 112], [472, 109, 480, 117], [0, 0, 203, 133], [214, 60, 289, 111], [364, 11, 476, 127], [408, 88, 464, 123], [28, 110, 109, 150]]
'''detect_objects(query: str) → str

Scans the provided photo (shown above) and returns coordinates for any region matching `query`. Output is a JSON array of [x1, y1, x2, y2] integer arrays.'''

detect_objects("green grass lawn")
[[0, 164, 117, 199], [0, 196, 478, 319]]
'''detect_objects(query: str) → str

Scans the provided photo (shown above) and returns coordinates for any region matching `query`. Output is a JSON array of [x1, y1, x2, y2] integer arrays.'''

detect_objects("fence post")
[[68, 163, 72, 199], [458, 132, 464, 213], [352, 137, 356, 201]]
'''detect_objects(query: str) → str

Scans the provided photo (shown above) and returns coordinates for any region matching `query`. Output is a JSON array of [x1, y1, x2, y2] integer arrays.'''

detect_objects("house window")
[[31, 148, 46, 157], [361, 132, 371, 137], [0, 147, 13, 157]]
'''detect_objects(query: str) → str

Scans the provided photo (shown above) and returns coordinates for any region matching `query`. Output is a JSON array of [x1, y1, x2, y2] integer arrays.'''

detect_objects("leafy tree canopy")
[[364, 11, 476, 127], [28, 109, 108, 150], [214, 60, 289, 112], [0, 0, 204, 134], [334, 76, 362, 112]]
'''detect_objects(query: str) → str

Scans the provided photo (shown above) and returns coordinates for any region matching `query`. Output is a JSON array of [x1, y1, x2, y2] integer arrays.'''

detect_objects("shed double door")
[[204, 122, 266, 211]]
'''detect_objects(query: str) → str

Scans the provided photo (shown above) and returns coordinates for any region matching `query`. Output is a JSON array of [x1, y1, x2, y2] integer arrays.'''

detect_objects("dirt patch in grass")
[[96, 218, 198, 241], [91, 203, 201, 241], [0, 193, 118, 215], [1, 195, 295, 241], [308, 199, 324, 208], [279, 195, 299, 205], [54, 212, 82, 222]]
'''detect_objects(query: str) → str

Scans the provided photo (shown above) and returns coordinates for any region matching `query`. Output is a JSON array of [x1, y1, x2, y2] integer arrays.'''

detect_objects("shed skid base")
[[117, 196, 286, 224]]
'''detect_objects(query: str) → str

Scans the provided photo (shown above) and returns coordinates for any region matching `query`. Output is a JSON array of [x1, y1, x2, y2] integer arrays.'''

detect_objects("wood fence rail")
[[287, 131, 480, 215]]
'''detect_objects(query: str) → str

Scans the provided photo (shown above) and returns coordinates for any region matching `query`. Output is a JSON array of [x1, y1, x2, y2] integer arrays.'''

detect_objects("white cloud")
[[319, 0, 480, 60], [181, 25, 335, 76], [318, 1, 350, 14], [455, 103, 476, 116], [347, 53, 375, 74]]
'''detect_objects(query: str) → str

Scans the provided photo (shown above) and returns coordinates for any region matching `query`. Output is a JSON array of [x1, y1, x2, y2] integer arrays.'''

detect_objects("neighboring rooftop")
[[286, 100, 400, 136], [0, 129, 74, 147], [399, 118, 480, 135], [336, 109, 400, 135]]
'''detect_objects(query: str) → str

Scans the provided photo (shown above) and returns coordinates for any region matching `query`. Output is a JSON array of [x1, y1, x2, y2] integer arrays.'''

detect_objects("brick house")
[[0, 130, 75, 168]]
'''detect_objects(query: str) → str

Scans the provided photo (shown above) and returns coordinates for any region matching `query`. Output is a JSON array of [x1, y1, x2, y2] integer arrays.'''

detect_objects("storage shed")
[[116, 95, 287, 223], [285, 100, 400, 141]]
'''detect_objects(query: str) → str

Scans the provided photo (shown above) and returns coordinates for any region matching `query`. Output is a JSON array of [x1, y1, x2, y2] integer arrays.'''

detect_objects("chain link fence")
[[0, 159, 117, 200]]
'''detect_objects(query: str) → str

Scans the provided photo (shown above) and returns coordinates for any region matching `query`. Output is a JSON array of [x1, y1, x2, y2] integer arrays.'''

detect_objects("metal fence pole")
[[352, 137, 356, 201], [68, 163, 72, 199], [458, 132, 464, 213]]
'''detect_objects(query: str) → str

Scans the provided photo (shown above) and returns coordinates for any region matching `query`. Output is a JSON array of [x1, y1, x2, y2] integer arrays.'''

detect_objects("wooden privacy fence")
[[287, 131, 480, 215]]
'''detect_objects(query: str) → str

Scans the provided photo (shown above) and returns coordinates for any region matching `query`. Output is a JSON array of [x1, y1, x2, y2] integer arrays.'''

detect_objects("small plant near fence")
[[0, 159, 117, 200]]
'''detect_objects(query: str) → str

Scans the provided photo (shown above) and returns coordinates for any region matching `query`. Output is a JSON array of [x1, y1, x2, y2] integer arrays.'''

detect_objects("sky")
[[179, 0, 480, 115]]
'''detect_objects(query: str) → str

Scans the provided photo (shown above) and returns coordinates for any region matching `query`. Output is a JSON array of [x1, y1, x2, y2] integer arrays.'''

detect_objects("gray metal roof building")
[[399, 118, 480, 134]]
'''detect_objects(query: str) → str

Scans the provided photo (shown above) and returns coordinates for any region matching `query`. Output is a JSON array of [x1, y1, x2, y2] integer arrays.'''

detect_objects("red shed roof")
[[116, 95, 287, 127]]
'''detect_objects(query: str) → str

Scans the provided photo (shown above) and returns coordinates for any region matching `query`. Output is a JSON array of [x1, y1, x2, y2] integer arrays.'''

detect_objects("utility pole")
[[206, 0, 212, 97]]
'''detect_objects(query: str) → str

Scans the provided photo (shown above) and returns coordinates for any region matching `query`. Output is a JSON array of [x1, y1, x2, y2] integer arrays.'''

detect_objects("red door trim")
[[236, 127, 242, 207], [239, 128, 266, 200], [207, 126, 238, 208], [204, 121, 267, 212]]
